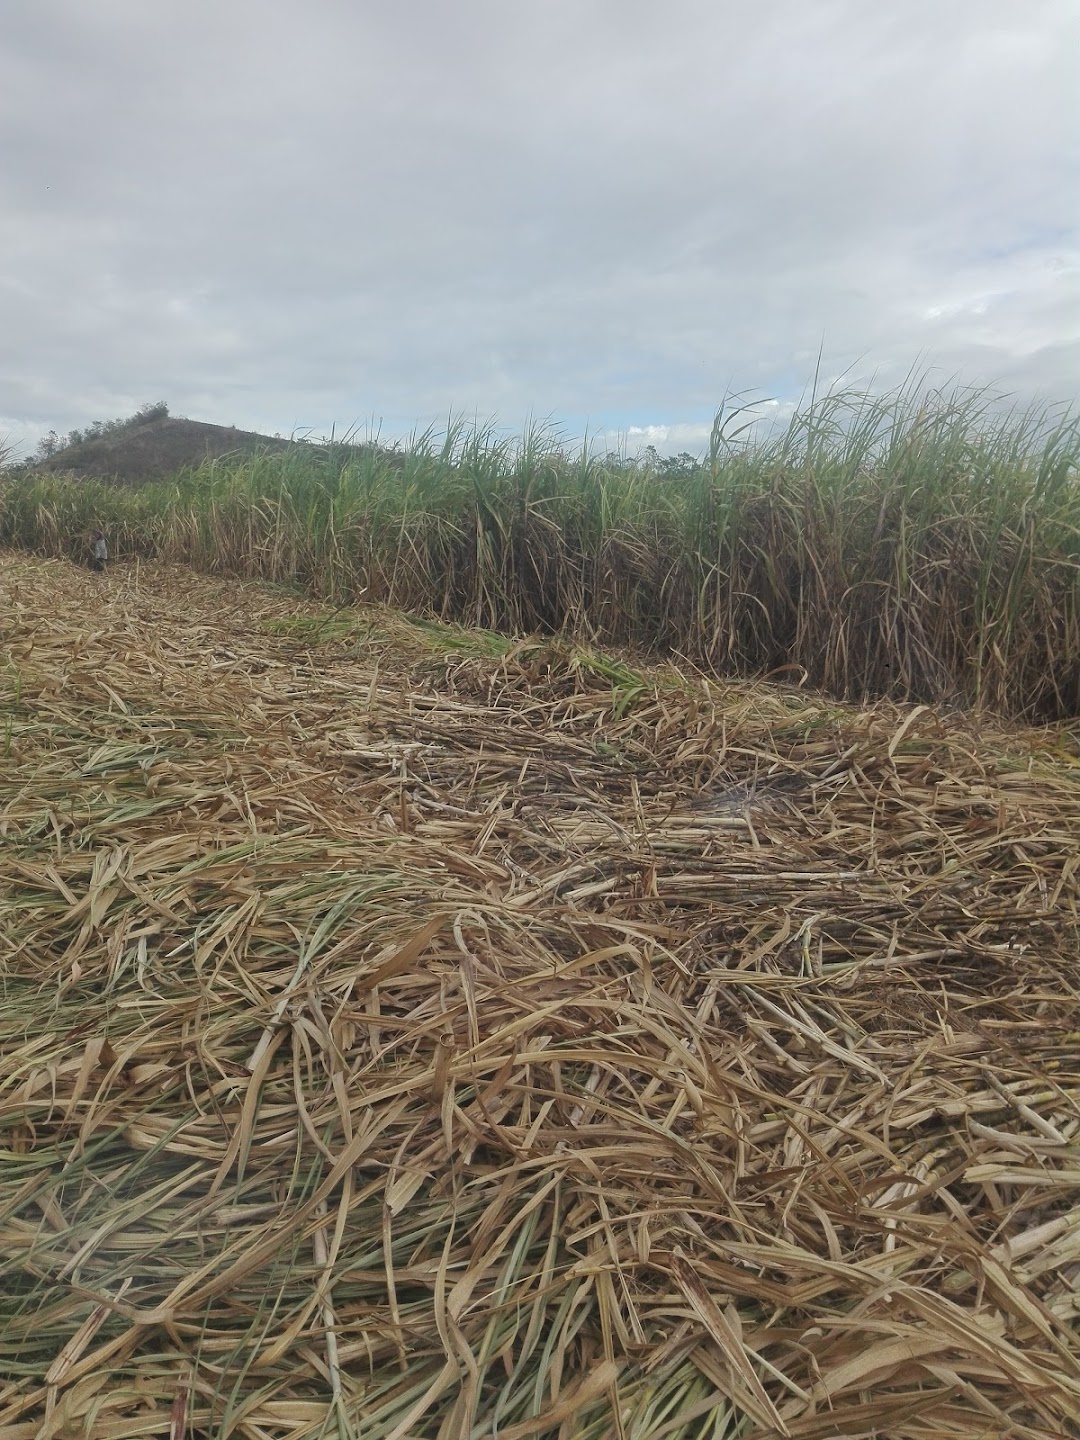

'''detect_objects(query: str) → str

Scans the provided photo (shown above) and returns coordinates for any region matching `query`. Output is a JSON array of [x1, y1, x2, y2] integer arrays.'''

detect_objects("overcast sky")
[[1, 0, 1076, 458]]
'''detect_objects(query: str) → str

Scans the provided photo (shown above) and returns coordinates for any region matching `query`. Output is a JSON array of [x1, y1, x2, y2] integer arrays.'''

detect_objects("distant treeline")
[[3, 384, 1079, 720]]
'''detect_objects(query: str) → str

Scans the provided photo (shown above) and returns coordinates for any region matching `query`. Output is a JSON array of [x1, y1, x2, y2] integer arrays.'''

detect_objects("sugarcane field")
[[2, 547, 1079, 1440]]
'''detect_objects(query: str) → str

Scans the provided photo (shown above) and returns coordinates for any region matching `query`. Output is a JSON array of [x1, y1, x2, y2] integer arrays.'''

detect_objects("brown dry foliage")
[[1, 553, 1079, 1439]]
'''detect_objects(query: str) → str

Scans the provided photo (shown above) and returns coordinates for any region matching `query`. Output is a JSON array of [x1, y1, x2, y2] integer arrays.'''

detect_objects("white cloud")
[[0, 0, 1075, 455], [621, 423, 713, 453]]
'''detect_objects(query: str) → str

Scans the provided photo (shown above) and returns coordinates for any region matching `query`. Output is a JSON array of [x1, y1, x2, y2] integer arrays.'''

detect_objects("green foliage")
[[3, 383, 1079, 718], [641, 445, 703, 478]]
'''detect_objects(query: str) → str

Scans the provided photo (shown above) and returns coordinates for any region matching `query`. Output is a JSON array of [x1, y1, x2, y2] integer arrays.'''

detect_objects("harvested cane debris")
[[2, 554, 1079, 1439]]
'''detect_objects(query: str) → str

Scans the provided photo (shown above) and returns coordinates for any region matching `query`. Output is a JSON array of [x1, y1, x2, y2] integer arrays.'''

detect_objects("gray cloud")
[[1, 0, 1076, 456]]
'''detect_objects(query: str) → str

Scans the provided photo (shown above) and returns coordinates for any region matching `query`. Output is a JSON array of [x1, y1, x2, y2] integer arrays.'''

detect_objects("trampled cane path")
[[2, 554, 1079, 1438]]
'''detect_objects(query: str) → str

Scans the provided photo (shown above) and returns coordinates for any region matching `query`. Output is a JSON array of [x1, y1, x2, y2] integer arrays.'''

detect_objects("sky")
[[1, 0, 1077, 459]]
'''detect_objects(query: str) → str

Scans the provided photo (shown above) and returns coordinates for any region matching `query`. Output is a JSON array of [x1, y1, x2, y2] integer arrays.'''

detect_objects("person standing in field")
[[89, 528, 108, 572]]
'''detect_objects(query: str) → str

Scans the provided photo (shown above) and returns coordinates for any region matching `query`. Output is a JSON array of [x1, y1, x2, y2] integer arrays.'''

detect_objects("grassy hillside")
[[2, 554, 1079, 1437], [3, 384, 1079, 718], [30, 413, 293, 484]]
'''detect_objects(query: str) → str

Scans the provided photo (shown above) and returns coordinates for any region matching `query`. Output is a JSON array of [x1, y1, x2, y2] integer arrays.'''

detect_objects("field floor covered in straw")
[[2, 552, 1080, 1440]]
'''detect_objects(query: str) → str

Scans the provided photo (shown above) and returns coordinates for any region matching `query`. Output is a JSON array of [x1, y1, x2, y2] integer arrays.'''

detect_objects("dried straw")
[[2, 553, 1079, 1439]]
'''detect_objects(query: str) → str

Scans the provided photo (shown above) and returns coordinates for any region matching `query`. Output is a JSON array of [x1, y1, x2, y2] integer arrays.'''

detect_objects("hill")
[[34, 413, 292, 483]]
